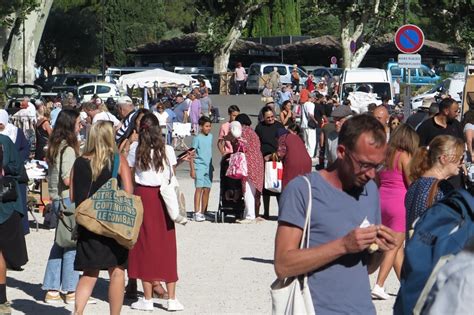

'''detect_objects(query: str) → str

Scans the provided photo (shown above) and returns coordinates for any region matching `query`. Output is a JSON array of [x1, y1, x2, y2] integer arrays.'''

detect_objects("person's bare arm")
[[367, 225, 398, 273], [69, 167, 75, 202], [400, 152, 413, 187], [118, 155, 133, 194], [466, 130, 474, 160], [274, 222, 378, 279]]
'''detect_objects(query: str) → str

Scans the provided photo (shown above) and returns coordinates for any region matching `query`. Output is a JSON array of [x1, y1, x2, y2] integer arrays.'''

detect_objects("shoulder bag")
[[55, 146, 77, 248], [159, 159, 188, 225], [75, 153, 144, 249], [0, 145, 18, 203], [304, 105, 317, 129], [270, 175, 315, 315]]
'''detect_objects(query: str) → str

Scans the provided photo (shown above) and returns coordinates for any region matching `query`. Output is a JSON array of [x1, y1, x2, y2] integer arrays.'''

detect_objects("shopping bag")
[[55, 201, 77, 248], [265, 160, 283, 193], [160, 163, 188, 225], [270, 176, 315, 314], [75, 154, 144, 249], [226, 152, 248, 179]]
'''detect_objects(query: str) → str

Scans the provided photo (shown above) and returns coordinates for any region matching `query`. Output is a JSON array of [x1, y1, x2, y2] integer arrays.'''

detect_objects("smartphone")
[[177, 148, 195, 160]]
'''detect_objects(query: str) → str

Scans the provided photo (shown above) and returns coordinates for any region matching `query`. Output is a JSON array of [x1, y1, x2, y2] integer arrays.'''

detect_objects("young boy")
[[190, 116, 213, 222]]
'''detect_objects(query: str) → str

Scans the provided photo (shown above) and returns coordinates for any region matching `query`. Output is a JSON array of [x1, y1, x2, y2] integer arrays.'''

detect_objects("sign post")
[[330, 56, 337, 69], [394, 24, 425, 120]]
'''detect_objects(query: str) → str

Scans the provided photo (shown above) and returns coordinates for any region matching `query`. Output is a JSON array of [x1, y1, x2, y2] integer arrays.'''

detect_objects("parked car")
[[305, 66, 343, 81], [340, 68, 393, 113], [41, 73, 97, 95], [173, 66, 217, 93], [246, 63, 308, 93], [386, 62, 440, 85], [78, 82, 120, 102], [4, 83, 42, 115], [411, 75, 465, 109]]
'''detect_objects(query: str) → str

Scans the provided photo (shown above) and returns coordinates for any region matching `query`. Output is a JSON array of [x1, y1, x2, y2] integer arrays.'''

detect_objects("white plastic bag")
[[265, 160, 283, 193]]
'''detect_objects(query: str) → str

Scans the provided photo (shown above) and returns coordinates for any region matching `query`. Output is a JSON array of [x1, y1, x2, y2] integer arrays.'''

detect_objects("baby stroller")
[[215, 155, 244, 223]]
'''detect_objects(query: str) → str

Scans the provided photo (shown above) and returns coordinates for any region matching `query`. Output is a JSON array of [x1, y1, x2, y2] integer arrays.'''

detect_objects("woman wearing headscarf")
[[276, 125, 312, 189], [0, 110, 30, 234], [230, 114, 264, 223], [0, 134, 28, 314]]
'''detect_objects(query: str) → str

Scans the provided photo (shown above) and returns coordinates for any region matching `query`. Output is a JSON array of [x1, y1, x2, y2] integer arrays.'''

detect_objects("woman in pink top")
[[372, 124, 419, 300]]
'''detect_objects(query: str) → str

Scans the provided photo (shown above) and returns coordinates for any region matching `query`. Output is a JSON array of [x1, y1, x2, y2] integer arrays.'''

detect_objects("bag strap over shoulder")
[[112, 152, 120, 179], [300, 176, 313, 250]]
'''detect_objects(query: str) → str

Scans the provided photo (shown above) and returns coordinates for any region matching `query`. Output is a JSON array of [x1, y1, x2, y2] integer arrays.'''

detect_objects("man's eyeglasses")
[[347, 151, 384, 173]]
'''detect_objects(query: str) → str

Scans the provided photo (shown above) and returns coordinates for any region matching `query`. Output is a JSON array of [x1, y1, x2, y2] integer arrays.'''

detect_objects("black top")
[[406, 111, 428, 130], [72, 156, 128, 270], [314, 103, 326, 124], [35, 119, 49, 160], [255, 121, 284, 156], [416, 116, 463, 146]]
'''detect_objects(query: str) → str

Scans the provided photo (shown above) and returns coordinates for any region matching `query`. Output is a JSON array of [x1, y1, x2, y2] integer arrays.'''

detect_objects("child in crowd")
[[190, 116, 213, 222]]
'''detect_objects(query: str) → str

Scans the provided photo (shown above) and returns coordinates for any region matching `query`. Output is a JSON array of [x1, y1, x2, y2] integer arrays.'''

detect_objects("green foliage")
[[248, 0, 300, 36], [196, 0, 267, 55], [414, 0, 473, 50], [36, 4, 100, 74], [0, 0, 40, 28]]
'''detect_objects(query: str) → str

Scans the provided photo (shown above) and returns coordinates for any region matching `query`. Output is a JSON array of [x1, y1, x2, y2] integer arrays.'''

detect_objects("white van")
[[411, 75, 465, 110], [339, 68, 393, 113], [246, 63, 308, 93]]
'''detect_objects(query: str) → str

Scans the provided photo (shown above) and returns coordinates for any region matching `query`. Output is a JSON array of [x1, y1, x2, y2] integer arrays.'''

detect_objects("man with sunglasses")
[[275, 114, 397, 315]]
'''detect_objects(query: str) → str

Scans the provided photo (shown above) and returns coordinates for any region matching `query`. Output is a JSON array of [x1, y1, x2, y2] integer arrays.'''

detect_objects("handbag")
[[0, 176, 18, 203], [270, 176, 315, 315], [226, 141, 248, 179], [160, 161, 188, 225], [55, 201, 77, 248], [304, 105, 317, 129], [75, 153, 144, 249], [264, 156, 283, 193], [54, 146, 77, 248]]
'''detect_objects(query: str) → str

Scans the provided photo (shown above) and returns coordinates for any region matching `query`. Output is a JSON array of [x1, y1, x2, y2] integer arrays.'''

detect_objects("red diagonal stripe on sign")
[[401, 30, 418, 47]]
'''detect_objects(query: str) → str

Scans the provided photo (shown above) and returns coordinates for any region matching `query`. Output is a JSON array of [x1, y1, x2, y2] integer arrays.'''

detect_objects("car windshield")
[[329, 68, 343, 76], [341, 83, 391, 100], [6, 85, 41, 99]]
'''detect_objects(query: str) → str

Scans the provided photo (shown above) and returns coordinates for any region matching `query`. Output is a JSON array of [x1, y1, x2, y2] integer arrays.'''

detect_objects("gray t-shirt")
[[278, 172, 381, 315]]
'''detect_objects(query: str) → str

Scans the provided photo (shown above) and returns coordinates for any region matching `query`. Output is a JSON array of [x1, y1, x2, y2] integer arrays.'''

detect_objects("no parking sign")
[[394, 24, 424, 54]]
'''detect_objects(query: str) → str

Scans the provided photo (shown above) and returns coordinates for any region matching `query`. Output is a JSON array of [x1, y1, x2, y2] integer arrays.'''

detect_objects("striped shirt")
[[115, 110, 137, 144]]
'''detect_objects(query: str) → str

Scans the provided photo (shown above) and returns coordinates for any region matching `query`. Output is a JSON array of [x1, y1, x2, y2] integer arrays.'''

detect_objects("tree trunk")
[[212, 2, 264, 74], [466, 44, 474, 64], [341, 25, 352, 69], [350, 42, 371, 68], [6, 0, 53, 83], [214, 52, 231, 74]]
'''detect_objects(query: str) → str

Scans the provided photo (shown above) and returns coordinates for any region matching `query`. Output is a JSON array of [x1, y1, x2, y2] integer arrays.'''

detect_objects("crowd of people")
[[0, 74, 472, 315]]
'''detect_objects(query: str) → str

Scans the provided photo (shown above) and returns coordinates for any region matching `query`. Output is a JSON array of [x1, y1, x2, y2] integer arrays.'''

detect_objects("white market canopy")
[[118, 68, 193, 90]]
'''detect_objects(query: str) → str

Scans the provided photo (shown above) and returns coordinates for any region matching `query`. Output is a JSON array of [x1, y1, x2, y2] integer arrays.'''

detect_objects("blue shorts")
[[195, 166, 213, 188]]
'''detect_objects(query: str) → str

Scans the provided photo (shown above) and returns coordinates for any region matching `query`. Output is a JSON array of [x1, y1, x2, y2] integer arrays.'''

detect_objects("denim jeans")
[[42, 198, 80, 292]]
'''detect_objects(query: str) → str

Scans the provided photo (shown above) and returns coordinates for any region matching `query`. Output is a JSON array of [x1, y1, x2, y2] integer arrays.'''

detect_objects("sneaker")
[[131, 297, 154, 311], [371, 284, 390, 300], [64, 293, 97, 305], [167, 298, 184, 311], [45, 291, 62, 304], [194, 213, 205, 222], [174, 214, 188, 226], [152, 291, 169, 305], [0, 301, 11, 315]]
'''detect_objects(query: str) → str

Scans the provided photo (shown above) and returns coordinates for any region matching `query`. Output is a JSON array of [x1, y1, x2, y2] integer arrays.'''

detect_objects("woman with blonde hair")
[[372, 124, 419, 300], [404, 135, 463, 236], [70, 121, 133, 315]]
